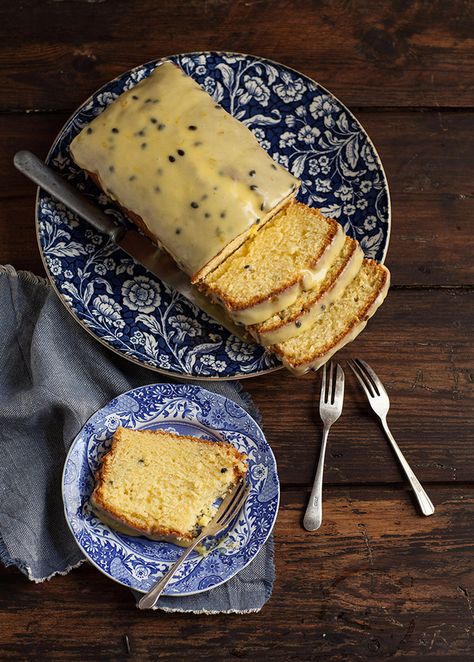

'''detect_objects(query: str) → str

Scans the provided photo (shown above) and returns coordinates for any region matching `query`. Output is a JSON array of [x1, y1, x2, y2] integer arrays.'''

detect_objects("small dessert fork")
[[304, 362, 345, 531], [348, 358, 434, 516], [138, 479, 250, 609]]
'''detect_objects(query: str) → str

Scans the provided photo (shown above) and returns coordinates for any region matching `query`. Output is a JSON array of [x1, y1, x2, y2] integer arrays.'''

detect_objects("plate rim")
[[36, 50, 391, 381], [61, 381, 280, 595]]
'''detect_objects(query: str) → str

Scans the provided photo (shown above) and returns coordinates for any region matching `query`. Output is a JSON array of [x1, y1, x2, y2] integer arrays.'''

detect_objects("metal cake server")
[[14, 150, 249, 341]]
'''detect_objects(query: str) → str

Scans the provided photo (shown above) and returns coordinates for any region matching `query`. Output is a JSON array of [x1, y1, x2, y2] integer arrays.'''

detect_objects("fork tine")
[[355, 359, 385, 397], [218, 482, 250, 526], [348, 359, 375, 398], [224, 484, 251, 524], [216, 480, 246, 521], [334, 363, 345, 405], [329, 361, 336, 403], [329, 361, 336, 404], [215, 480, 244, 521], [319, 362, 328, 408]]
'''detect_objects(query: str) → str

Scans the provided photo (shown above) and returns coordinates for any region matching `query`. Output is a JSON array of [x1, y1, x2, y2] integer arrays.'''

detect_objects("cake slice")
[[199, 202, 345, 325], [70, 61, 299, 282], [90, 427, 247, 544], [249, 235, 364, 346], [270, 259, 390, 375]]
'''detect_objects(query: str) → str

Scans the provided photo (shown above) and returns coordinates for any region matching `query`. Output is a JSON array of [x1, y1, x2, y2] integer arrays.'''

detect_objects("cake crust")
[[270, 260, 390, 373]]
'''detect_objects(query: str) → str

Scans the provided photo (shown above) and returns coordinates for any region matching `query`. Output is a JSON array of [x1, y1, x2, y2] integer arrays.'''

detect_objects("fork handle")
[[137, 534, 204, 609], [381, 418, 435, 516], [303, 426, 330, 531]]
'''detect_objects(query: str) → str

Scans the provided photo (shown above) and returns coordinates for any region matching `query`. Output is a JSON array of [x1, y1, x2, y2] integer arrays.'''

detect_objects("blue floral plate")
[[62, 383, 279, 595], [37, 51, 390, 380]]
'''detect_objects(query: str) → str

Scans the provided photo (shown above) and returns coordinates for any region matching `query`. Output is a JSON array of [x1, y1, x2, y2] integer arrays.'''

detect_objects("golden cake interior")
[[90, 427, 247, 543], [271, 259, 390, 373], [200, 202, 345, 324]]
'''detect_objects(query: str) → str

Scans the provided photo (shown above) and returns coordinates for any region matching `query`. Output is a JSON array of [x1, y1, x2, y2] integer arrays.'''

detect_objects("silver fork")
[[304, 362, 345, 531], [138, 479, 251, 609], [348, 358, 435, 516]]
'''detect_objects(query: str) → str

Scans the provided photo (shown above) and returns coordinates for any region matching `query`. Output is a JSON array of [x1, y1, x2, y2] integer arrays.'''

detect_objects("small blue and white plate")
[[37, 51, 390, 380], [62, 383, 279, 595]]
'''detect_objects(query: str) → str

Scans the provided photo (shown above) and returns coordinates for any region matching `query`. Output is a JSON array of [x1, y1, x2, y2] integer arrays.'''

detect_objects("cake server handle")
[[137, 535, 204, 610], [13, 150, 125, 243]]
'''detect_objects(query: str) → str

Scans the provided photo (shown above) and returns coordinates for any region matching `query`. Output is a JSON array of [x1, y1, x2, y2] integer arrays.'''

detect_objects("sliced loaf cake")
[[249, 235, 364, 346], [199, 202, 345, 325], [269, 259, 390, 374]]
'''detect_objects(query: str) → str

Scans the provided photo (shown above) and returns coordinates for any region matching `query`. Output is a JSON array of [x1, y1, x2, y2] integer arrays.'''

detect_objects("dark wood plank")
[[1, 3, 472, 660], [360, 110, 474, 287], [0, 197, 43, 275], [245, 288, 474, 486], [1, 487, 473, 660], [1, 109, 474, 285], [0, 113, 64, 198], [1, 0, 474, 111]]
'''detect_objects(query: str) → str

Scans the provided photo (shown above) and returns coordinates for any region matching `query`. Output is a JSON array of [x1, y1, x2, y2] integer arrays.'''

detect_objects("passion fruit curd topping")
[[70, 61, 300, 278]]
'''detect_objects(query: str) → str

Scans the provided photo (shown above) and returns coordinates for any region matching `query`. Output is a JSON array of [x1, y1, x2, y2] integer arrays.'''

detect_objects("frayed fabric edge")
[[0, 264, 49, 289], [26, 558, 86, 584], [143, 604, 263, 615]]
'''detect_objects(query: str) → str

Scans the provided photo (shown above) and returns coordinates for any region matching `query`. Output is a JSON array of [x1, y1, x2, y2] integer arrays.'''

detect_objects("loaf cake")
[[200, 204, 389, 373], [249, 235, 364, 345], [90, 427, 247, 544], [69, 59, 390, 376], [199, 202, 345, 325], [269, 259, 390, 374], [69, 61, 300, 282]]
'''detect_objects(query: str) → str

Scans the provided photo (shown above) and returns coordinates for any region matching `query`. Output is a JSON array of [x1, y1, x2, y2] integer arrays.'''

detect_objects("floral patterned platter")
[[37, 51, 390, 380], [62, 383, 279, 595]]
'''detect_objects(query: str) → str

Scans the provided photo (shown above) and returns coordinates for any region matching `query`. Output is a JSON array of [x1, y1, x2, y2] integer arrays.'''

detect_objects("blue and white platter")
[[62, 383, 279, 595], [37, 51, 390, 380]]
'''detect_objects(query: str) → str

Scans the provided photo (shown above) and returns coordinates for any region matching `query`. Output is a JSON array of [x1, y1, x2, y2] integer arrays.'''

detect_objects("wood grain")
[[1, 1, 474, 659], [1, 487, 473, 660], [246, 288, 474, 485], [2, 110, 474, 285], [0, 197, 42, 274], [2, 0, 474, 111]]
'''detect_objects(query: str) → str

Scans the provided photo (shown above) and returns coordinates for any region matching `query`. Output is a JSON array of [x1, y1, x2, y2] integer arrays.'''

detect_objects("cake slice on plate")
[[90, 427, 247, 545]]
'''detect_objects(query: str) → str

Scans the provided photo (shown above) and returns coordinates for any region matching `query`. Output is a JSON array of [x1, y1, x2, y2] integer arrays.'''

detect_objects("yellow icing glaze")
[[255, 243, 364, 346], [70, 61, 300, 278]]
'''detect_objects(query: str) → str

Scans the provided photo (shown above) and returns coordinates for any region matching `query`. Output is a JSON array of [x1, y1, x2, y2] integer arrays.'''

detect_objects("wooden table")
[[1, 1, 473, 659]]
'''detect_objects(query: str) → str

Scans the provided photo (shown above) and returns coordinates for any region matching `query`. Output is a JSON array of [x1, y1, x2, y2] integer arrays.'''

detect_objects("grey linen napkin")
[[0, 265, 274, 613]]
